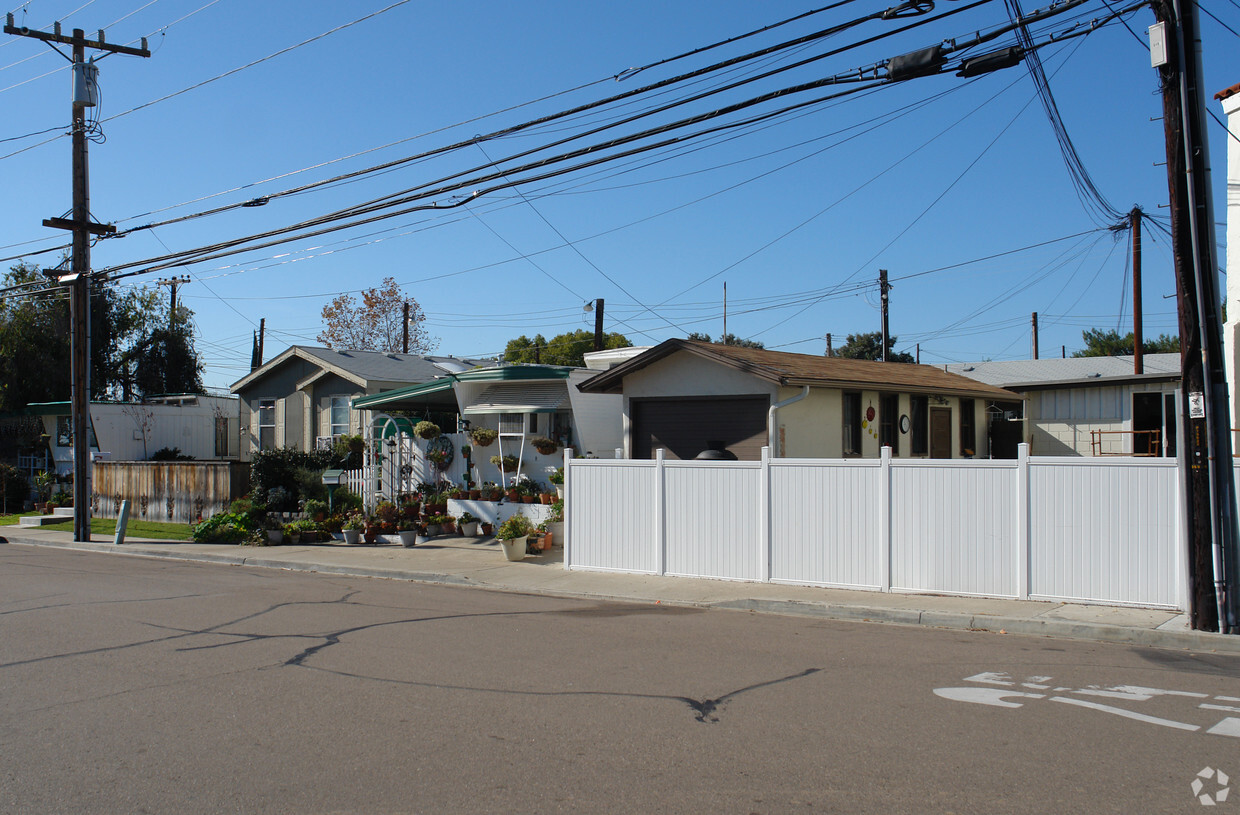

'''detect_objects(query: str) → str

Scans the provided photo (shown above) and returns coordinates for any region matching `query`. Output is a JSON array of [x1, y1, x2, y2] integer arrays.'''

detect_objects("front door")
[[930, 407, 952, 458]]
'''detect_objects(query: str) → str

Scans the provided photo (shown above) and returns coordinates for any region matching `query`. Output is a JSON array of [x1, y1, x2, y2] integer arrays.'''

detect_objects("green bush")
[[249, 447, 341, 506], [192, 513, 250, 543], [332, 487, 363, 513], [0, 464, 29, 512], [151, 446, 194, 461]]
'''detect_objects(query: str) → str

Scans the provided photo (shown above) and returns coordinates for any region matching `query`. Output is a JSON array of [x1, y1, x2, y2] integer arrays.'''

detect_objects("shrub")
[[303, 498, 328, 519], [332, 487, 363, 513], [228, 496, 265, 530], [0, 464, 29, 512], [414, 421, 441, 440], [266, 486, 294, 512], [192, 513, 250, 543], [151, 446, 194, 461], [249, 446, 341, 506]]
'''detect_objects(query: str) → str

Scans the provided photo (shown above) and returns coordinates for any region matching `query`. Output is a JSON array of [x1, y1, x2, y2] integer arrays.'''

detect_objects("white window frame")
[[258, 399, 276, 450], [329, 395, 350, 437]]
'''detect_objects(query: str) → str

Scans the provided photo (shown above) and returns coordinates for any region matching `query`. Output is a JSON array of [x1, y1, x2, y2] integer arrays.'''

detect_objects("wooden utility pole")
[[723, 282, 727, 341], [156, 275, 190, 330], [402, 301, 410, 354], [1132, 207, 1144, 375], [4, 17, 150, 542], [825, 333, 833, 357], [1153, 0, 1237, 632], [593, 298, 605, 351], [879, 269, 891, 362], [1032, 312, 1039, 359]]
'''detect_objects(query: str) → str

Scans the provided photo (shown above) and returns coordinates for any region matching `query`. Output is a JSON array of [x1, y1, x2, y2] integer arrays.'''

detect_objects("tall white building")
[[1219, 82, 1240, 443]]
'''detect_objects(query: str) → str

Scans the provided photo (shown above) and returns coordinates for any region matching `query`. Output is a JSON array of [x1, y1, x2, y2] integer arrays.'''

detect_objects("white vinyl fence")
[[563, 445, 1184, 610]]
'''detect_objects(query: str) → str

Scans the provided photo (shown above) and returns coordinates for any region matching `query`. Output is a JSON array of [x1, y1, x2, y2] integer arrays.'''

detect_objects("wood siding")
[[92, 461, 250, 524]]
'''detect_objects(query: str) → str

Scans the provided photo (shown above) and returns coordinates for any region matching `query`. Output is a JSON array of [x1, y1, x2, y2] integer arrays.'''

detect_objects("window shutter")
[[276, 398, 286, 447]]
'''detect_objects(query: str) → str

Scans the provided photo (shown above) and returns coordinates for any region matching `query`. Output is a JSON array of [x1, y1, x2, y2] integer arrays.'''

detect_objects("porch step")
[[18, 507, 75, 527]]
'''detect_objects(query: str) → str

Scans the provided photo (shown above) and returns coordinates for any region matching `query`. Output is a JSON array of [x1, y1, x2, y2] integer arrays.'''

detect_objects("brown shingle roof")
[[580, 339, 1019, 400], [1216, 82, 1240, 101]]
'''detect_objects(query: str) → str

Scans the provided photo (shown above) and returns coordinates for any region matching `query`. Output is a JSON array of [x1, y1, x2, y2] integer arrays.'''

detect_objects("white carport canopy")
[[463, 382, 569, 414]]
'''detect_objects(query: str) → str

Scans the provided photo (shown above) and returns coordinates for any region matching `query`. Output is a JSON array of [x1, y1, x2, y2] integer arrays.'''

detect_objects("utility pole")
[[156, 275, 190, 330], [1032, 312, 1039, 359], [257, 317, 265, 368], [402, 301, 410, 354], [1152, 0, 1237, 632], [878, 269, 891, 362], [593, 298, 605, 351], [5, 17, 150, 543], [1131, 206, 1144, 375], [825, 333, 833, 357]]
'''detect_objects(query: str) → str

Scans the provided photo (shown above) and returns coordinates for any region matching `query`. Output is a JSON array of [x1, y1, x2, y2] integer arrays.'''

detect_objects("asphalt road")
[[1, 544, 1238, 814]]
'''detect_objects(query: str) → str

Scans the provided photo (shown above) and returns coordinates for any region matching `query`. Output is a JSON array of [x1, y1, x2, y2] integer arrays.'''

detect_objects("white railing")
[[564, 444, 1184, 610]]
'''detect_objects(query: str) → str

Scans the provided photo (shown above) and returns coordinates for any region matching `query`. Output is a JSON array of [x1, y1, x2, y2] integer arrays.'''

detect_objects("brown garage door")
[[632, 396, 769, 460]]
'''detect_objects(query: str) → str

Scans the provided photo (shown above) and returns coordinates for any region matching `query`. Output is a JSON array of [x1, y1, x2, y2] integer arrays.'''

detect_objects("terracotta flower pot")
[[522, 495, 536, 504]]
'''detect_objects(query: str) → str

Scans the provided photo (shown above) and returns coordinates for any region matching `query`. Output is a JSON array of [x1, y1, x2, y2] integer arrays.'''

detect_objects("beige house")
[[578, 340, 1018, 461]]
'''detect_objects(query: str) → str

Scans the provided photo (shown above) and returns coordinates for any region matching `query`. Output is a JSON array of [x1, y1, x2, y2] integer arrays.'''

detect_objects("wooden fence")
[[92, 461, 250, 524]]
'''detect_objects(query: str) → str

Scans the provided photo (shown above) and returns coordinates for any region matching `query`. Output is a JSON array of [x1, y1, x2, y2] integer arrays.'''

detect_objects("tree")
[[130, 325, 205, 398], [318, 277, 438, 353], [686, 332, 765, 349], [1072, 328, 1180, 357], [502, 329, 631, 367], [0, 263, 193, 411], [833, 332, 915, 363]]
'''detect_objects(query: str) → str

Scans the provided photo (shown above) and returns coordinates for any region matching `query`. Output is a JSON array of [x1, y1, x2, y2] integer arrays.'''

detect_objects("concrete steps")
[[19, 507, 75, 527]]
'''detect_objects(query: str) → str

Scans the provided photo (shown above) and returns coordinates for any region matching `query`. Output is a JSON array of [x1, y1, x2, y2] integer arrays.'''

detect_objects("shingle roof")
[[231, 345, 493, 392], [579, 339, 1018, 399], [943, 354, 1180, 389]]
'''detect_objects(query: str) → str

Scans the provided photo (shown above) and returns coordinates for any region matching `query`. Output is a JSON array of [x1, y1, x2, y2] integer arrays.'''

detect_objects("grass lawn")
[[5, 515, 193, 540]]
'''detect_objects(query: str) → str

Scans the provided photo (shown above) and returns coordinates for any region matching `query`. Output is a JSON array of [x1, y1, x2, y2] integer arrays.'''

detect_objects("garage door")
[[631, 396, 769, 461]]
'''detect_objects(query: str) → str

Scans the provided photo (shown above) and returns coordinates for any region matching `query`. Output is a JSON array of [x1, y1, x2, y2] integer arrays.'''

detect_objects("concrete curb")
[[5, 533, 1239, 654]]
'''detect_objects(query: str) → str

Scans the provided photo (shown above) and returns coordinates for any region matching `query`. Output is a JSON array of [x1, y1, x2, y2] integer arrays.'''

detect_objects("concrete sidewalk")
[[3, 524, 1237, 654]]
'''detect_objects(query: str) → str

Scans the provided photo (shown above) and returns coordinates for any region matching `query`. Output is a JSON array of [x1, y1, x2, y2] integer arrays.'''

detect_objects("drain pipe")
[[768, 386, 810, 458]]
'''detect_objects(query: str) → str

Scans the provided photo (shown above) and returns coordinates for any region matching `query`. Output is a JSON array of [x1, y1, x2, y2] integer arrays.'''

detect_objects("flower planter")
[[266, 529, 284, 544], [398, 530, 419, 548], [424, 523, 442, 537], [539, 493, 554, 505], [541, 531, 553, 550], [505, 491, 520, 503], [343, 529, 361, 545], [522, 496, 536, 504], [468, 490, 481, 500], [555, 485, 564, 499], [460, 520, 479, 537], [481, 523, 494, 535], [499, 535, 527, 561]]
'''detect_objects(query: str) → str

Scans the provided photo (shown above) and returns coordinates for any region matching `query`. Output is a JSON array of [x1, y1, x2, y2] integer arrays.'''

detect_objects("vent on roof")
[[962, 366, 975, 372], [336, 350, 352, 357], [388, 354, 401, 360]]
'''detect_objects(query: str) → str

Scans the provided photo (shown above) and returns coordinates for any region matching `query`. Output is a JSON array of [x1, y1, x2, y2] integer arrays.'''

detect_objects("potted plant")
[[546, 499, 564, 545], [470, 426, 497, 447], [480, 521, 494, 535], [264, 514, 284, 544], [549, 467, 564, 499], [458, 511, 480, 537], [414, 420, 441, 440], [288, 517, 319, 543], [495, 514, 534, 561], [284, 522, 301, 545], [530, 436, 559, 456], [441, 514, 457, 534], [424, 514, 445, 536], [533, 521, 551, 552], [303, 498, 328, 522], [397, 516, 420, 547], [342, 512, 365, 544]]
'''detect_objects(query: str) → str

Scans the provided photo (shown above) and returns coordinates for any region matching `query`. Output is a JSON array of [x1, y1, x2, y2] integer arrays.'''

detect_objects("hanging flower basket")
[[470, 427, 498, 447], [414, 421, 441, 440], [530, 436, 559, 456]]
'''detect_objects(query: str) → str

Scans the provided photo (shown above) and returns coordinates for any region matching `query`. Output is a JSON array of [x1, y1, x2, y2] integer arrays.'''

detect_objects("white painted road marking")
[[934, 673, 1240, 738]]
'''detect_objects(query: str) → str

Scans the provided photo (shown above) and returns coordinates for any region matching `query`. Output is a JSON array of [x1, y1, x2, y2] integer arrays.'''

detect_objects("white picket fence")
[[563, 445, 1185, 610]]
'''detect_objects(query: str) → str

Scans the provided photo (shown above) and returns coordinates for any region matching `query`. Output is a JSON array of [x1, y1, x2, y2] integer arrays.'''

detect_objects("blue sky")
[[1, 0, 1236, 392]]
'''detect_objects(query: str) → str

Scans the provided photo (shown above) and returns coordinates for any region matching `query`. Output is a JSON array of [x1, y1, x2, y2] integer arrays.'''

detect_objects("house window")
[[880, 394, 899, 456], [959, 398, 975, 457], [842, 392, 861, 456], [910, 395, 928, 456], [329, 395, 350, 437], [214, 416, 229, 457], [258, 399, 276, 450], [499, 413, 523, 434]]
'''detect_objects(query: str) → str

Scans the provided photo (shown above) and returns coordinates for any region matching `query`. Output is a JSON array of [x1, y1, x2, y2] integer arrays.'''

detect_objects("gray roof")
[[294, 346, 491, 383], [943, 354, 1180, 389], [232, 345, 494, 392]]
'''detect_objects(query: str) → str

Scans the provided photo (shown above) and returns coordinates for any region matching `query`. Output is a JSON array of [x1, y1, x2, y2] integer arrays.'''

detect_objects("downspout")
[[768, 386, 810, 458]]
